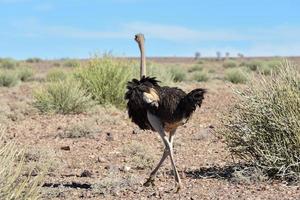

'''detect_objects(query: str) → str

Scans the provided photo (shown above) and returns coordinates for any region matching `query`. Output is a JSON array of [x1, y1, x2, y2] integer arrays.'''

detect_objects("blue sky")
[[0, 0, 299, 59]]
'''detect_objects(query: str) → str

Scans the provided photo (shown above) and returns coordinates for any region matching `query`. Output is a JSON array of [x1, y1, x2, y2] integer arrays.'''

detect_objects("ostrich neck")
[[139, 42, 146, 79]]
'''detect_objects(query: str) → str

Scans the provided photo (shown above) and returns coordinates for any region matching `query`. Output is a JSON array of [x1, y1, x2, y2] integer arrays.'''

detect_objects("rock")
[[106, 132, 114, 141], [80, 170, 92, 177], [61, 146, 70, 151], [120, 166, 131, 172], [132, 127, 142, 134], [104, 165, 118, 172], [208, 124, 215, 129], [97, 157, 106, 163]]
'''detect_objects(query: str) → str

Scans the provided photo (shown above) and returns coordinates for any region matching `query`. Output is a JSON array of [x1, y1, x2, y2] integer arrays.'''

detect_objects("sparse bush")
[[63, 59, 80, 68], [208, 69, 216, 73], [33, 79, 94, 114], [53, 62, 61, 67], [75, 57, 134, 108], [257, 64, 272, 75], [266, 60, 281, 69], [220, 61, 300, 181], [26, 57, 42, 63], [193, 71, 209, 82], [188, 64, 203, 72], [245, 61, 261, 71], [224, 68, 248, 84], [169, 67, 186, 82], [46, 68, 67, 82], [17, 66, 35, 81], [147, 63, 174, 85], [58, 120, 97, 138], [0, 58, 17, 69], [0, 128, 46, 199], [92, 172, 138, 196], [223, 61, 237, 68], [123, 141, 155, 170], [257, 60, 281, 75], [0, 70, 18, 87]]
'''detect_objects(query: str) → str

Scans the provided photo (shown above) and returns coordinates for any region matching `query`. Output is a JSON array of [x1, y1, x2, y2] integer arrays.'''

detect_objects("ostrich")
[[125, 34, 206, 191]]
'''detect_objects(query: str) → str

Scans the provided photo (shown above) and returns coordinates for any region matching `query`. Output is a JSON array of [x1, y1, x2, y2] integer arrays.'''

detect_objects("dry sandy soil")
[[1, 57, 299, 199]]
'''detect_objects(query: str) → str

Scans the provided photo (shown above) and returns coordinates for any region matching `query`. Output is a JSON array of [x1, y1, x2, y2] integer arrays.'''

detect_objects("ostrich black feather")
[[125, 76, 206, 132]]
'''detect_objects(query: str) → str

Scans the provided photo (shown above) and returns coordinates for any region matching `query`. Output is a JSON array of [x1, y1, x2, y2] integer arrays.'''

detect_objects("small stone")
[[61, 146, 70, 151], [97, 157, 106, 163], [132, 128, 142, 134], [104, 165, 118, 172], [106, 132, 114, 141], [208, 124, 215, 129], [80, 170, 92, 177], [120, 166, 131, 172]]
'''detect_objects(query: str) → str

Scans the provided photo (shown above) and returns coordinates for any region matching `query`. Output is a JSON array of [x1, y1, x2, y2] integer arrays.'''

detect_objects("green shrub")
[[193, 71, 209, 82], [245, 61, 261, 71], [26, 57, 42, 63], [208, 69, 216, 73], [0, 71, 18, 87], [75, 57, 134, 108], [0, 58, 17, 69], [169, 67, 186, 82], [257, 64, 272, 75], [63, 59, 80, 68], [33, 79, 94, 114], [224, 68, 248, 84], [188, 64, 203, 72], [17, 67, 35, 81], [267, 60, 280, 68], [53, 62, 61, 67], [0, 128, 46, 199], [258, 60, 281, 75], [220, 61, 300, 180], [46, 68, 67, 82], [147, 63, 174, 85], [223, 61, 237, 68]]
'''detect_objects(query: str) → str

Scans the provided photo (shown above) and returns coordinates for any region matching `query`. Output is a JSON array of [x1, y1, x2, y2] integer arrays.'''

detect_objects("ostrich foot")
[[143, 177, 155, 187], [174, 182, 182, 193]]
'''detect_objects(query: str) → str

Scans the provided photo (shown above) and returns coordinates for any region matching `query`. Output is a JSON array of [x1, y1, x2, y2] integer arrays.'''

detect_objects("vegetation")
[[26, 57, 42, 63], [0, 70, 19, 87], [0, 58, 17, 69], [244, 61, 261, 71], [223, 61, 237, 68], [220, 61, 300, 181], [17, 66, 35, 82], [46, 68, 67, 82], [169, 66, 187, 82], [224, 68, 248, 84], [147, 63, 175, 85], [0, 128, 46, 199], [75, 57, 134, 108], [188, 64, 203, 72], [63, 59, 80, 68], [58, 120, 97, 138], [193, 71, 209, 82], [33, 79, 93, 114], [123, 141, 155, 170]]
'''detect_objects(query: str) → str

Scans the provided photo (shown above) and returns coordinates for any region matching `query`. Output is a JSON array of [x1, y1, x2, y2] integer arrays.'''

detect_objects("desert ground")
[[1, 57, 299, 199]]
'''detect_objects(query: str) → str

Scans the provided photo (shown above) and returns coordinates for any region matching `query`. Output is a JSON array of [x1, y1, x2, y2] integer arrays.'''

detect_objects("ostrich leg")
[[143, 129, 177, 186], [168, 130, 181, 192], [146, 112, 181, 191]]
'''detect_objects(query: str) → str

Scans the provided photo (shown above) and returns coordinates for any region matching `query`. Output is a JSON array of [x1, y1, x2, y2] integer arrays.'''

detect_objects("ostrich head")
[[135, 33, 146, 79]]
